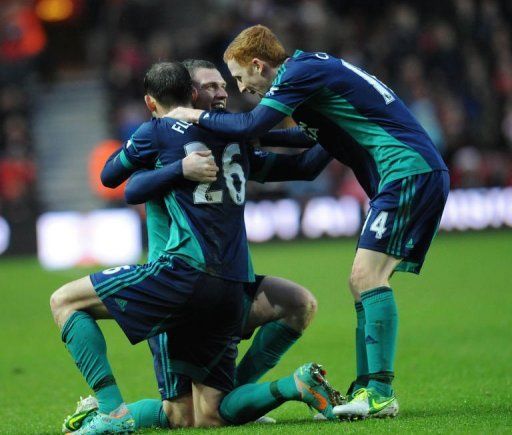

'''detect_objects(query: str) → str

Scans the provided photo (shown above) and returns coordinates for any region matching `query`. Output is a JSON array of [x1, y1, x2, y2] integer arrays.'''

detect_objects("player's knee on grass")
[[194, 409, 223, 428], [163, 397, 194, 428], [192, 384, 225, 428]]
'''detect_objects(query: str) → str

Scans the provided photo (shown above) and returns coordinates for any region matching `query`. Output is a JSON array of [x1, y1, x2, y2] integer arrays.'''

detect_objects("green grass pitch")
[[1, 231, 511, 434]]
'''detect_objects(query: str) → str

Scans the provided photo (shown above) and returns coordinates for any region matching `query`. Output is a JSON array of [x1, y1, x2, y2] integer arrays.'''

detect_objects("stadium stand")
[[1, 0, 511, 253]]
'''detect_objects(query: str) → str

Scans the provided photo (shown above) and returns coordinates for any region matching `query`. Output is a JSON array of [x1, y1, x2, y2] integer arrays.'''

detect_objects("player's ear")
[[251, 58, 265, 75], [144, 95, 157, 112], [191, 87, 198, 103]]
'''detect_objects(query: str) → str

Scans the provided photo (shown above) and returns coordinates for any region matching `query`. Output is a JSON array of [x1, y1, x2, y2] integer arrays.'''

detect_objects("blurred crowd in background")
[[0, 1, 43, 225], [2, 0, 512, 214]]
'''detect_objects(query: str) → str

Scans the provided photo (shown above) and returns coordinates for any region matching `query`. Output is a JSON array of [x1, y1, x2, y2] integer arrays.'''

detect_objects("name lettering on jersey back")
[[298, 121, 319, 141], [172, 121, 193, 134]]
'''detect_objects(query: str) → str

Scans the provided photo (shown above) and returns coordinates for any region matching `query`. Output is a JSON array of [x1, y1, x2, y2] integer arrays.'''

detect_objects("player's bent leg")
[[146, 333, 194, 428], [64, 337, 193, 432], [123, 399, 170, 430], [52, 276, 133, 431], [50, 276, 110, 328], [64, 396, 183, 432], [112, 395, 192, 431], [220, 363, 344, 425], [236, 277, 317, 386], [244, 276, 317, 333]]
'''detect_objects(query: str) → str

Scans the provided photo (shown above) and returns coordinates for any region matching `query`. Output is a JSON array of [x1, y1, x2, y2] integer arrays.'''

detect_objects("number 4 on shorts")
[[362, 210, 388, 239], [370, 211, 388, 239]]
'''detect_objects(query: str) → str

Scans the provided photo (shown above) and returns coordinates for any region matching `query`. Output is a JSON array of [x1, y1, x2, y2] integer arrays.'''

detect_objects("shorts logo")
[[365, 335, 378, 344], [406, 238, 415, 249], [115, 298, 128, 311]]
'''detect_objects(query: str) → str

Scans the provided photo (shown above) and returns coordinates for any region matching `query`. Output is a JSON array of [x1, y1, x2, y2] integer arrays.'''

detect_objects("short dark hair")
[[143, 62, 192, 108], [182, 59, 217, 76]]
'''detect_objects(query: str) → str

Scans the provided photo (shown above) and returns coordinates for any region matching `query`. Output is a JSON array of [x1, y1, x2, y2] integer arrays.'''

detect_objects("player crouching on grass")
[[50, 61, 343, 434], [62, 58, 334, 432]]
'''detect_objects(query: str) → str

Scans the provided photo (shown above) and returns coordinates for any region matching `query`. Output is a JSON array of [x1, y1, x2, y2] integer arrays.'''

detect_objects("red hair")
[[223, 25, 287, 67]]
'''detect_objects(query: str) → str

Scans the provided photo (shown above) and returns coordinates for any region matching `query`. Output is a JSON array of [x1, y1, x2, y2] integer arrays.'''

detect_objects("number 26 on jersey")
[[184, 142, 246, 206]]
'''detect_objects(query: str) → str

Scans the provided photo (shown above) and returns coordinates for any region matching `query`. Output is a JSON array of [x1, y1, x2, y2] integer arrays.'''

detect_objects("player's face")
[[192, 68, 228, 111], [227, 59, 271, 97]]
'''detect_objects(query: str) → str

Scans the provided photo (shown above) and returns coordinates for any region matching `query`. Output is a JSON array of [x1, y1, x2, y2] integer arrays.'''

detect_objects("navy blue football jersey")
[[120, 117, 254, 282], [259, 50, 448, 196]]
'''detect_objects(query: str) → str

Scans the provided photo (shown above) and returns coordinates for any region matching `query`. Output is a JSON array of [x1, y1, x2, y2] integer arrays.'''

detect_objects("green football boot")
[[332, 387, 398, 420], [72, 403, 135, 434], [62, 395, 98, 433], [293, 363, 345, 420], [345, 381, 398, 418], [372, 396, 399, 418]]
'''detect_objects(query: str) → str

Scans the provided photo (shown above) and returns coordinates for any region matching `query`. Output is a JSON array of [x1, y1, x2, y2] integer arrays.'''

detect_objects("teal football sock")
[[361, 287, 398, 397], [354, 301, 369, 391], [219, 377, 297, 425], [235, 321, 301, 386], [61, 311, 123, 413], [126, 399, 168, 429]]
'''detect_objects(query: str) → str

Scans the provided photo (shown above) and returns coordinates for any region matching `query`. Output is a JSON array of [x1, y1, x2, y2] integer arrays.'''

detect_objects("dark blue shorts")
[[90, 256, 246, 393], [148, 333, 192, 400], [148, 274, 265, 400], [358, 170, 450, 274]]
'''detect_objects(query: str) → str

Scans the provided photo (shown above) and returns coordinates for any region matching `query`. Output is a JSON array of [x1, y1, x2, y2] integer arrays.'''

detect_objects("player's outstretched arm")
[[250, 144, 332, 183], [259, 127, 315, 149], [125, 151, 219, 204], [168, 105, 285, 140]]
